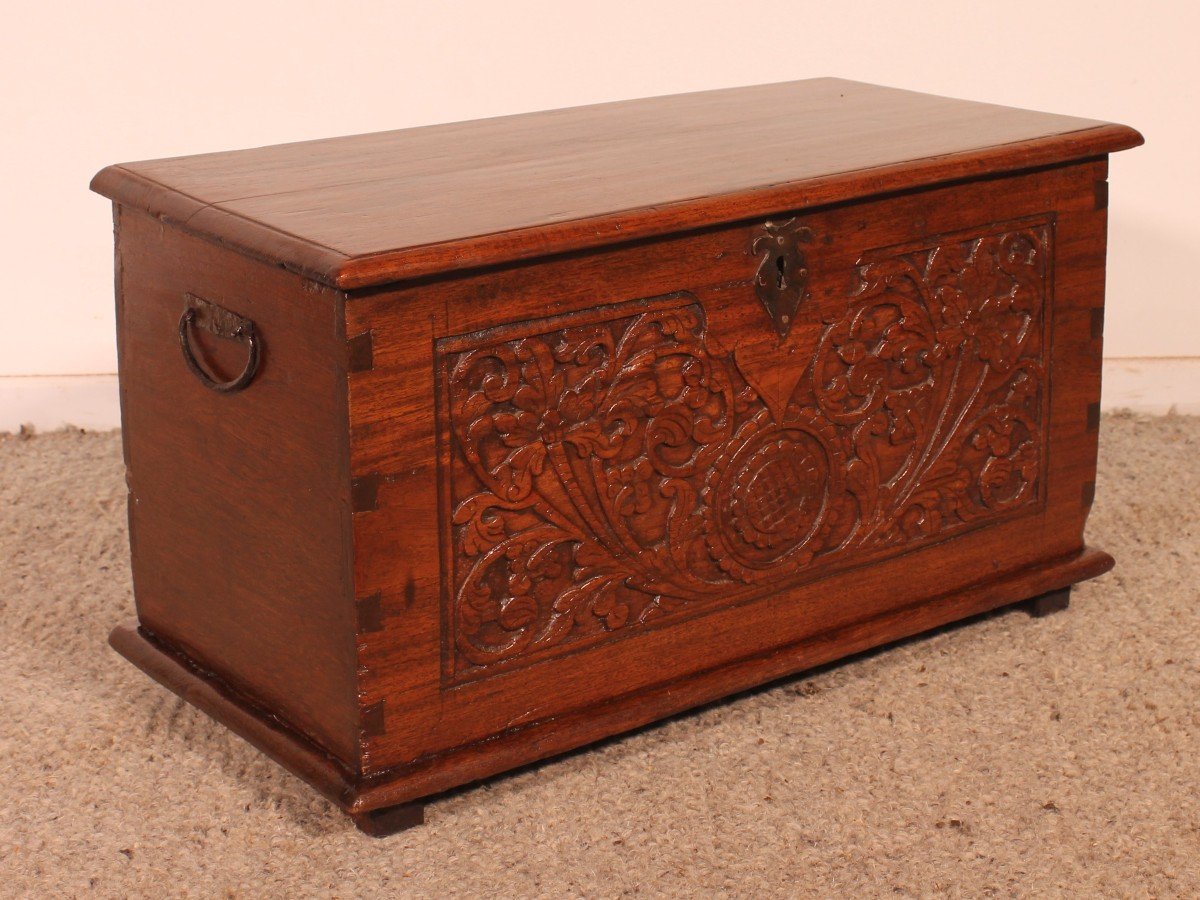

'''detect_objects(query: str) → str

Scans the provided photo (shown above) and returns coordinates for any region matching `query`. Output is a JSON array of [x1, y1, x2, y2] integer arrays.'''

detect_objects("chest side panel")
[[347, 161, 1106, 774], [116, 209, 360, 765]]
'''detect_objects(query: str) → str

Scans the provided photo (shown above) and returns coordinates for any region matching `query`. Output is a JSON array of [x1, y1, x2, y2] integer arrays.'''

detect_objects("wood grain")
[[108, 547, 1112, 818], [346, 159, 1114, 775], [98, 79, 1140, 832], [92, 79, 1142, 288], [115, 207, 360, 764]]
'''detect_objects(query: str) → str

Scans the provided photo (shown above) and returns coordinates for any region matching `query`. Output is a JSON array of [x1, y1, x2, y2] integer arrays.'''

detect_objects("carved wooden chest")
[[92, 79, 1142, 835]]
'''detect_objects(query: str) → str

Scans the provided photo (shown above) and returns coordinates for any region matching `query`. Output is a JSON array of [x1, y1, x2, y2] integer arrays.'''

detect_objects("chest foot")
[[351, 802, 425, 837], [1024, 586, 1071, 618]]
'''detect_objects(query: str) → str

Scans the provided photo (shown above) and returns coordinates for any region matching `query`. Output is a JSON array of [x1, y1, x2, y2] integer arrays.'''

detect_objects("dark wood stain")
[[112, 209, 359, 764], [95, 79, 1140, 836]]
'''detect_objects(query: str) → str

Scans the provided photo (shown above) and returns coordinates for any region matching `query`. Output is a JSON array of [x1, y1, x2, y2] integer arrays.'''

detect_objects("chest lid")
[[92, 78, 1141, 290]]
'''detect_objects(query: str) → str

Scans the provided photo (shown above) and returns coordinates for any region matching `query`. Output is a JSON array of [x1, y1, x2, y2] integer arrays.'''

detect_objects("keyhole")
[[775, 254, 788, 290]]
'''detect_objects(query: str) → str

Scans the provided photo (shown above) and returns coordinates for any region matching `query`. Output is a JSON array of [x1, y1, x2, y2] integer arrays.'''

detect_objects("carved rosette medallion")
[[438, 218, 1052, 682], [703, 411, 842, 580], [726, 430, 827, 556]]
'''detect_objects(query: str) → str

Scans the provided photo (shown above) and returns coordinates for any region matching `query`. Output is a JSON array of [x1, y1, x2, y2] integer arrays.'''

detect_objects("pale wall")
[[1, 0, 1194, 424]]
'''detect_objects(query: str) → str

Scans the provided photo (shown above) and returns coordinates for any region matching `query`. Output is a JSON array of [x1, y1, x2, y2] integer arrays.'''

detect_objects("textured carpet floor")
[[1, 413, 1198, 898]]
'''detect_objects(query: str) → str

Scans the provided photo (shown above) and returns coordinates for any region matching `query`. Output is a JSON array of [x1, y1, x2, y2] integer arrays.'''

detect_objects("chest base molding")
[[108, 545, 1111, 833]]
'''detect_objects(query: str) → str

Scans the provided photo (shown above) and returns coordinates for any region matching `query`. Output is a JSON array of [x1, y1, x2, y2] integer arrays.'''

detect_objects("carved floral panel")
[[437, 218, 1052, 681]]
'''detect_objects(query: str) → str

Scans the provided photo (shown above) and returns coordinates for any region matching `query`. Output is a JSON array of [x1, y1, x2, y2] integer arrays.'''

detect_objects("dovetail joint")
[[362, 701, 386, 737], [351, 475, 380, 513], [348, 330, 374, 373], [357, 592, 384, 633]]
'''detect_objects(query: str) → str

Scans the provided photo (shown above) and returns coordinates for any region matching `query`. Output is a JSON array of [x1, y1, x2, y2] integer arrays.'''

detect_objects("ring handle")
[[178, 294, 261, 393]]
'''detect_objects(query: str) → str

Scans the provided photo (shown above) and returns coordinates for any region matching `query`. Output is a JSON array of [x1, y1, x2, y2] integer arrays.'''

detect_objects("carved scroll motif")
[[439, 220, 1051, 681]]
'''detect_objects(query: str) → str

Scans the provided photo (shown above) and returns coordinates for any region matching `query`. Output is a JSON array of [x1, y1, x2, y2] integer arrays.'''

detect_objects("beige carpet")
[[1, 413, 1197, 898]]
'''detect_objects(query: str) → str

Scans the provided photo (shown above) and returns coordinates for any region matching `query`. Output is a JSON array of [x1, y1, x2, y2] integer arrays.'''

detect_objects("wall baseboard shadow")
[[0, 375, 120, 432], [1102, 358, 1200, 416]]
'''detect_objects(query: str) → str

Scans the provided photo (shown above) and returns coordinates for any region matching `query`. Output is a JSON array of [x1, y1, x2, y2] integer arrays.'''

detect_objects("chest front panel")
[[348, 161, 1105, 772]]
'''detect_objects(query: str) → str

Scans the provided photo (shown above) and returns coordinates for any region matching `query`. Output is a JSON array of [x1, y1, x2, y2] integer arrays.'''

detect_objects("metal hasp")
[[752, 218, 813, 339]]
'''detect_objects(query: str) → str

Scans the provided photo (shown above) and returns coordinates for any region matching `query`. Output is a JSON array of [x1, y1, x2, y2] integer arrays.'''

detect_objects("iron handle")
[[178, 294, 260, 393]]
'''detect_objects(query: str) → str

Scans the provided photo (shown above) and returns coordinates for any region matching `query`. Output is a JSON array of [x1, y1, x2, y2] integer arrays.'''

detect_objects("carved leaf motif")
[[440, 220, 1051, 681]]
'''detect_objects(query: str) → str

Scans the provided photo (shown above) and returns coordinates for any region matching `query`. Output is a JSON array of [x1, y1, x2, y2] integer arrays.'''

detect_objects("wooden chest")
[[92, 78, 1142, 835]]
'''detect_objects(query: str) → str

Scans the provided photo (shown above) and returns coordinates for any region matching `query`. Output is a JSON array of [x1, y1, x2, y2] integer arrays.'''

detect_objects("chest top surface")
[[92, 78, 1141, 289]]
